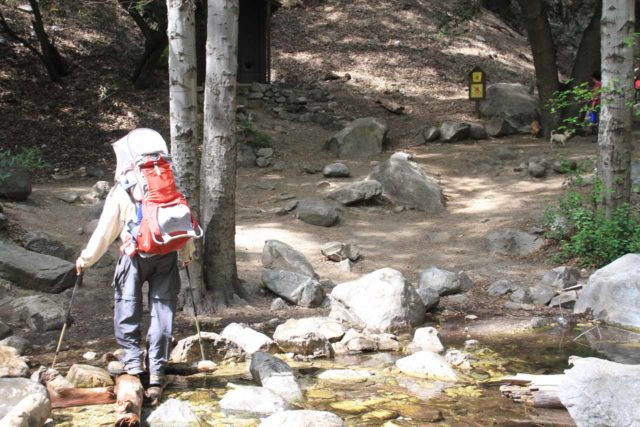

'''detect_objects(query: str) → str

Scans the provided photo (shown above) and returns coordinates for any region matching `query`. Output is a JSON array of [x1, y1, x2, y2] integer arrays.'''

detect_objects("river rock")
[[325, 180, 382, 205], [339, 329, 377, 353], [528, 284, 556, 305], [468, 123, 488, 140], [487, 279, 519, 296], [420, 126, 440, 143], [0, 167, 32, 201], [321, 242, 360, 262], [270, 298, 288, 311], [66, 364, 113, 388], [559, 357, 640, 427], [259, 410, 345, 427], [273, 317, 343, 357], [221, 323, 278, 355], [407, 327, 445, 354], [485, 229, 545, 256], [261, 269, 325, 307], [368, 153, 446, 213], [9, 295, 65, 331], [0, 378, 50, 426], [325, 117, 388, 158], [262, 240, 317, 278], [439, 121, 470, 142], [318, 369, 373, 382], [0, 346, 28, 378], [297, 199, 339, 227], [250, 351, 302, 403], [0, 240, 76, 293], [21, 231, 75, 261], [395, 351, 457, 381], [574, 254, 640, 328], [541, 266, 580, 290], [418, 267, 473, 297], [170, 332, 245, 364], [549, 291, 578, 307], [485, 117, 518, 137], [323, 163, 350, 177], [479, 83, 538, 130], [528, 162, 547, 178], [220, 385, 290, 417], [0, 337, 30, 355], [330, 268, 426, 333], [147, 398, 203, 427]]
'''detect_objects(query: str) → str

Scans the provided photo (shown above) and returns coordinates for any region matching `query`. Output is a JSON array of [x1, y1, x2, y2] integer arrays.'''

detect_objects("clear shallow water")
[[53, 320, 639, 427]]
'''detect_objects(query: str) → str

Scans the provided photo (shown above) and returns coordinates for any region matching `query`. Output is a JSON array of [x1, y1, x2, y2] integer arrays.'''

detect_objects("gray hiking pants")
[[113, 252, 179, 377]]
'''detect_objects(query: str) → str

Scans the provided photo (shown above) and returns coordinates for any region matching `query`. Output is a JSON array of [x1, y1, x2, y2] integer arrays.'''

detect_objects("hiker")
[[75, 128, 199, 404], [589, 71, 601, 142]]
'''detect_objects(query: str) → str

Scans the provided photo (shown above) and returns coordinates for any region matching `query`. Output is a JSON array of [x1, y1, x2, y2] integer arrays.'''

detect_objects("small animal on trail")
[[549, 130, 572, 146], [530, 119, 542, 138]]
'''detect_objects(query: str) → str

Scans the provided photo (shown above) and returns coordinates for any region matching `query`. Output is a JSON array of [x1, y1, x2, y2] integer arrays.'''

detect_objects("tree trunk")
[[200, 0, 240, 312], [597, 0, 634, 215], [25, 0, 68, 81], [132, 35, 168, 90], [167, 0, 204, 300], [567, 0, 602, 120], [114, 375, 143, 427], [518, 0, 560, 137]]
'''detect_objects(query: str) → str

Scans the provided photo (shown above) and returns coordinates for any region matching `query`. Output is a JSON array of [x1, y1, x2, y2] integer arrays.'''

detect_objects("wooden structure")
[[499, 373, 565, 409], [196, 0, 281, 85]]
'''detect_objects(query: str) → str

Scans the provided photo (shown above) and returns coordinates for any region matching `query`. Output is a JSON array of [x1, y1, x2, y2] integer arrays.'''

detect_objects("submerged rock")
[[250, 352, 302, 403], [395, 351, 458, 381], [220, 385, 291, 418], [147, 399, 203, 427], [259, 410, 345, 427]]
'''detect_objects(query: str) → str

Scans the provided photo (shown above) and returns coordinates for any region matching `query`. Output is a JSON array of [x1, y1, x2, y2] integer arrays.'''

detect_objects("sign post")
[[469, 66, 486, 118]]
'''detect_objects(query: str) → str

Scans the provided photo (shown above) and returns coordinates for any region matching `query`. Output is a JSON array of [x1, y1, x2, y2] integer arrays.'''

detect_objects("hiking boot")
[[145, 375, 165, 407], [107, 361, 144, 376]]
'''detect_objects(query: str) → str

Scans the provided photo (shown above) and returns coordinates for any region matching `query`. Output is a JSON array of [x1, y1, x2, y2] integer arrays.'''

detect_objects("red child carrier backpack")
[[114, 129, 202, 257]]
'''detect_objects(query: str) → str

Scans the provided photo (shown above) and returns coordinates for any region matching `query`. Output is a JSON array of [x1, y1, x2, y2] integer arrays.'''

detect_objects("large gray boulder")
[[259, 410, 345, 427], [21, 231, 75, 261], [221, 323, 278, 355], [485, 117, 518, 137], [0, 378, 50, 426], [368, 153, 446, 213], [559, 358, 640, 427], [574, 254, 640, 328], [262, 240, 317, 278], [261, 270, 325, 308], [9, 295, 65, 331], [250, 352, 302, 403], [325, 180, 382, 205], [0, 346, 29, 378], [479, 83, 539, 130], [170, 332, 245, 364], [418, 267, 473, 297], [0, 167, 32, 201], [0, 240, 76, 293], [330, 268, 426, 332], [325, 117, 388, 158], [485, 229, 545, 256], [297, 199, 339, 227], [272, 317, 343, 357], [220, 385, 291, 418], [439, 122, 470, 143], [147, 399, 203, 427]]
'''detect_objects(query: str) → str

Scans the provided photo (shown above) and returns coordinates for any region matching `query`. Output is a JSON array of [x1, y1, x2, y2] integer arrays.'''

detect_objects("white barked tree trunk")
[[167, 0, 203, 307], [597, 0, 634, 215], [200, 0, 240, 310]]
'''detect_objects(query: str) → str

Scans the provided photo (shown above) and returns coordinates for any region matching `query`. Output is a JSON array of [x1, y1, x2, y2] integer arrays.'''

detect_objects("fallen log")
[[48, 383, 116, 409], [114, 374, 144, 427], [499, 374, 565, 409]]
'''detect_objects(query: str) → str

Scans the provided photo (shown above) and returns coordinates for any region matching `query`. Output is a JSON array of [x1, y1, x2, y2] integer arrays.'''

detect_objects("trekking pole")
[[185, 266, 206, 362], [52, 270, 83, 370]]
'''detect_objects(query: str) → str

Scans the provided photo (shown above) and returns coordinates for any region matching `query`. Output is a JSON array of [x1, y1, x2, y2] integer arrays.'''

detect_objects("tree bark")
[[114, 375, 143, 427], [132, 34, 168, 90], [517, 0, 560, 137], [597, 0, 634, 215], [167, 0, 204, 300], [200, 0, 240, 311]]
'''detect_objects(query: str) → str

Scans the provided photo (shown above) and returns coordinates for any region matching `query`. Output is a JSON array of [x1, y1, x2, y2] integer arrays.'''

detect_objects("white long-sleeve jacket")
[[77, 184, 195, 268]]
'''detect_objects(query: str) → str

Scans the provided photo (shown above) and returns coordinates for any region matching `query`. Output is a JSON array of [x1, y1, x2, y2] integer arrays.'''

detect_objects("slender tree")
[[597, 0, 635, 215], [517, 0, 560, 137], [167, 0, 203, 303], [200, 0, 240, 311]]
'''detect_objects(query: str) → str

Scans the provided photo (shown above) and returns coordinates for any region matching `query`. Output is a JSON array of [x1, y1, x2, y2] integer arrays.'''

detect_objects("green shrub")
[[0, 147, 46, 181], [544, 179, 640, 267], [238, 121, 272, 148]]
